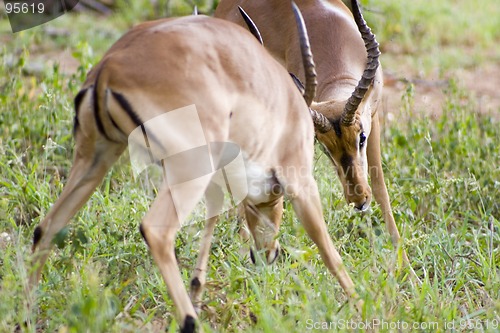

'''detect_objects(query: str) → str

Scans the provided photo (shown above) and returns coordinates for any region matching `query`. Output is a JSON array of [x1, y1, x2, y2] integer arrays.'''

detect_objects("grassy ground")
[[1, 0, 499, 332]]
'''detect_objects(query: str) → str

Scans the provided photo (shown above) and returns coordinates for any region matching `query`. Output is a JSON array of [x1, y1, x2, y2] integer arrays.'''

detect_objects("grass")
[[1, 0, 499, 332], [363, 0, 500, 77]]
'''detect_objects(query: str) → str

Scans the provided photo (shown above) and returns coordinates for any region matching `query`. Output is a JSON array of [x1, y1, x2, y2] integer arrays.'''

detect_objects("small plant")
[[1, 1, 499, 332]]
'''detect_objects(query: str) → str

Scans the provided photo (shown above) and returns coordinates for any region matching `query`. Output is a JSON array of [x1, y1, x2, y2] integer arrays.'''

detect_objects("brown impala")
[[216, 0, 419, 279], [29, 4, 363, 332]]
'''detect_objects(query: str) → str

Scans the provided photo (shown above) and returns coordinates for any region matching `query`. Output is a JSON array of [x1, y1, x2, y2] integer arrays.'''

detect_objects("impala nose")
[[354, 196, 370, 212], [249, 241, 281, 265]]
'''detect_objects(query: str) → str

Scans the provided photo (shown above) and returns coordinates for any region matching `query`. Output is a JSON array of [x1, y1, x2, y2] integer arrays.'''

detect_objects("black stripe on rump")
[[92, 69, 110, 140], [110, 91, 143, 127], [73, 88, 88, 135]]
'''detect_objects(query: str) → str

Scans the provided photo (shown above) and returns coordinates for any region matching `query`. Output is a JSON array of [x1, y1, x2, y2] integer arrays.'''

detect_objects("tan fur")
[[29, 14, 363, 332], [216, 0, 420, 281]]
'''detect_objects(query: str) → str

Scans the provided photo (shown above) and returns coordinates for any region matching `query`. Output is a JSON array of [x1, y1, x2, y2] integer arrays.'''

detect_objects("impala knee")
[[139, 223, 168, 249], [139, 222, 178, 261]]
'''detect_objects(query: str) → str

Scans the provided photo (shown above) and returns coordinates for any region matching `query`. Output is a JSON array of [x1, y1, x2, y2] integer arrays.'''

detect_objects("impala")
[[29, 5, 361, 332], [216, 0, 418, 277]]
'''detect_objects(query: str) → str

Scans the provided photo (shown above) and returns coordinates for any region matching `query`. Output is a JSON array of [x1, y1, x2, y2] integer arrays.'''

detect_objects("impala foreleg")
[[190, 182, 224, 313], [140, 178, 214, 333], [366, 115, 401, 246], [367, 115, 420, 283], [290, 176, 362, 311], [189, 215, 217, 314]]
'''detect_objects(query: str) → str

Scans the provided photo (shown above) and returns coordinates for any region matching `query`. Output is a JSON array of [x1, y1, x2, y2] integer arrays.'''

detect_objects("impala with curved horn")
[[28, 4, 363, 333], [216, 0, 418, 278]]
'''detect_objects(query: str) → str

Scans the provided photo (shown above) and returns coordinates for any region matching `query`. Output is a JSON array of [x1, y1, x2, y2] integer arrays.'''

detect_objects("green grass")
[[362, 0, 500, 76], [1, 0, 499, 332]]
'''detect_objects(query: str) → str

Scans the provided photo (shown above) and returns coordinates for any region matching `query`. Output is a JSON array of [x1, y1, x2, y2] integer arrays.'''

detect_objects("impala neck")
[[315, 76, 360, 102], [294, 2, 367, 103]]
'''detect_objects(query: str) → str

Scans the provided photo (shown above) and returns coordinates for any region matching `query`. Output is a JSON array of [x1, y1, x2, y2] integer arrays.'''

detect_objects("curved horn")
[[341, 0, 381, 126], [291, 1, 317, 107], [238, 6, 264, 45], [309, 108, 332, 133]]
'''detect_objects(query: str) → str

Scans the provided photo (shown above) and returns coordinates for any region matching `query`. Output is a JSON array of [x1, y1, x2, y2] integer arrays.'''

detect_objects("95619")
[[5, 1, 45, 14]]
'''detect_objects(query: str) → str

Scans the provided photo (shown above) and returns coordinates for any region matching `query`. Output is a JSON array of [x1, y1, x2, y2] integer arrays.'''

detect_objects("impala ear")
[[238, 6, 264, 45]]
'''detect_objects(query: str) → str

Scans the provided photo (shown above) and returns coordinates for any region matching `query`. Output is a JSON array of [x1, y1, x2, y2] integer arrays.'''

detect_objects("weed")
[[1, 1, 499, 332]]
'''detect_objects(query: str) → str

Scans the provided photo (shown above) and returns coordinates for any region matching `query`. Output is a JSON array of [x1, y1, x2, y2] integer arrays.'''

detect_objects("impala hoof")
[[181, 315, 196, 333]]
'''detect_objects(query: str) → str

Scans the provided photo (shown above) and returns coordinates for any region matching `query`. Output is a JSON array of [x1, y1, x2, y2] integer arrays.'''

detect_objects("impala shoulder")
[[320, 0, 355, 20]]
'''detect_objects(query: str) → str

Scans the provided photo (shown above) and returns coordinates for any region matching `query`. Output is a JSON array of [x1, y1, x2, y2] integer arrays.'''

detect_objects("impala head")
[[310, 0, 380, 211], [312, 99, 372, 211]]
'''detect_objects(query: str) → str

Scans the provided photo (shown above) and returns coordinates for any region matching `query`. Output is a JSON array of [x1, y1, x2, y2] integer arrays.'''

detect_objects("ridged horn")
[[309, 108, 332, 133], [238, 6, 264, 45], [291, 2, 329, 132], [341, 0, 381, 126], [291, 1, 317, 107]]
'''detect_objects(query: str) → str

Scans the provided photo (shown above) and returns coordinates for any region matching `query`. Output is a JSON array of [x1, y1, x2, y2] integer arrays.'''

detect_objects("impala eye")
[[359, 132, 367, 148]]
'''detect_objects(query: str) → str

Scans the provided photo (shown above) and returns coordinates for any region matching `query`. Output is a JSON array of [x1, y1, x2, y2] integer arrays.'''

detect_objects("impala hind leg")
[[290, 176, 362, 311], [30, 141, 125, 291], [367, 116, 420, 282]]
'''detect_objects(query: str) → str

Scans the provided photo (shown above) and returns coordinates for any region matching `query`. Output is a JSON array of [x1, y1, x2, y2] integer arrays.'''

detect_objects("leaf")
[[53, 226, 70, 249]]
